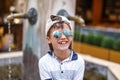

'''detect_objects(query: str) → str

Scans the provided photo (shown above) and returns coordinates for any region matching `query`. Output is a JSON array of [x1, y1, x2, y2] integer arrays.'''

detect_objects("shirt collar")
[[47, 49, 78, 61]]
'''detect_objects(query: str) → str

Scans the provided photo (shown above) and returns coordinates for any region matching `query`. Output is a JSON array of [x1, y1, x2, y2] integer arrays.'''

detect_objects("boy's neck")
[[53, 49, 71, 61]]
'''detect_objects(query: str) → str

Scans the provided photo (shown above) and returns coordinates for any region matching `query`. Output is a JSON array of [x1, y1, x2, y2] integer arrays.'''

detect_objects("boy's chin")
[[58, 46, 69, 51]]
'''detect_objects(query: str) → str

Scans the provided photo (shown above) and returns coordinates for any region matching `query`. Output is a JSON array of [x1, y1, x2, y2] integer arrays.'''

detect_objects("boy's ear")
[[46, 36, 51, 44]]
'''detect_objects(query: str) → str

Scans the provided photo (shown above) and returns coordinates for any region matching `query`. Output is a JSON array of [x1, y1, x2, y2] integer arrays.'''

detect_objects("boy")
[[38, 15, 85, 80]]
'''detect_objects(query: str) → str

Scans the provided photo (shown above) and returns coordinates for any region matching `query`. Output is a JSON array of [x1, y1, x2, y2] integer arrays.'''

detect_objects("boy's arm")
[[73, 59, 85, 80], [38, 60, 52, 80]]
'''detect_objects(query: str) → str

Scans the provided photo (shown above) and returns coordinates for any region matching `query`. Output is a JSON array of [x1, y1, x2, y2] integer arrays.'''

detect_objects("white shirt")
[[38, 50, 85, 80]]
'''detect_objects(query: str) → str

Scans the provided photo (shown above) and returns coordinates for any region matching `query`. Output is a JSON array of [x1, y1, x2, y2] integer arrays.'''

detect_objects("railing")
[[0, 51, 22, 66]]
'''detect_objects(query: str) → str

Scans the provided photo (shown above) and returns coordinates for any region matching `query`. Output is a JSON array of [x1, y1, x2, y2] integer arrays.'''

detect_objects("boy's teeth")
[[61, 42, 66, 44], [59, 41, 66, 44]]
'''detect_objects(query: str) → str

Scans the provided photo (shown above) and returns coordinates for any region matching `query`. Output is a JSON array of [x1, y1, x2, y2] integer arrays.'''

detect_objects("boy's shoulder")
[[76, 53, 85, 64], [39, 53, 50, 63]]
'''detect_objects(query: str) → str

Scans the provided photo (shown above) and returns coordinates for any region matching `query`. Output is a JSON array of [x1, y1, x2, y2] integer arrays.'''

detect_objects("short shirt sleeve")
[[38, 59, 52, 80]]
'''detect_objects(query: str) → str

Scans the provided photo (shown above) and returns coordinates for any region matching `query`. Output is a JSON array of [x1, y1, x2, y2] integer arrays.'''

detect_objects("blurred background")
[[0, 0, 120, 80], [0, 0, 25, 52], [0, 0, 120, 52]]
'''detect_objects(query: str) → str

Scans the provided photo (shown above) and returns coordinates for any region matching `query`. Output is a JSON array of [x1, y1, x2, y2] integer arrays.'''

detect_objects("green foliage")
[[93, 34, 104, 46], [74, 30, 80, 41], [84, 33, 95, 45], [74, 29, 120, 52], [79, 34, 86, 42], [74, 30, 86, 42], [113, 39, 120, 51], [101, 37, 115, 49]]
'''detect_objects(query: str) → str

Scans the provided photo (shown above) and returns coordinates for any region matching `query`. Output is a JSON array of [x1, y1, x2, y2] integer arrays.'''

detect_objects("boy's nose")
[[60, 33, 66, 39]]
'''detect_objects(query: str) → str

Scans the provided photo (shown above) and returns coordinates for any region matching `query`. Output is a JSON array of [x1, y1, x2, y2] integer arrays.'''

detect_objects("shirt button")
[[61, 71, 63, 73]]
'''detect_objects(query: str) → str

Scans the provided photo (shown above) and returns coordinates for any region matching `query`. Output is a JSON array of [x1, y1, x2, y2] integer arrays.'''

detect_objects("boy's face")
[[46, 23, 73, 51]]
